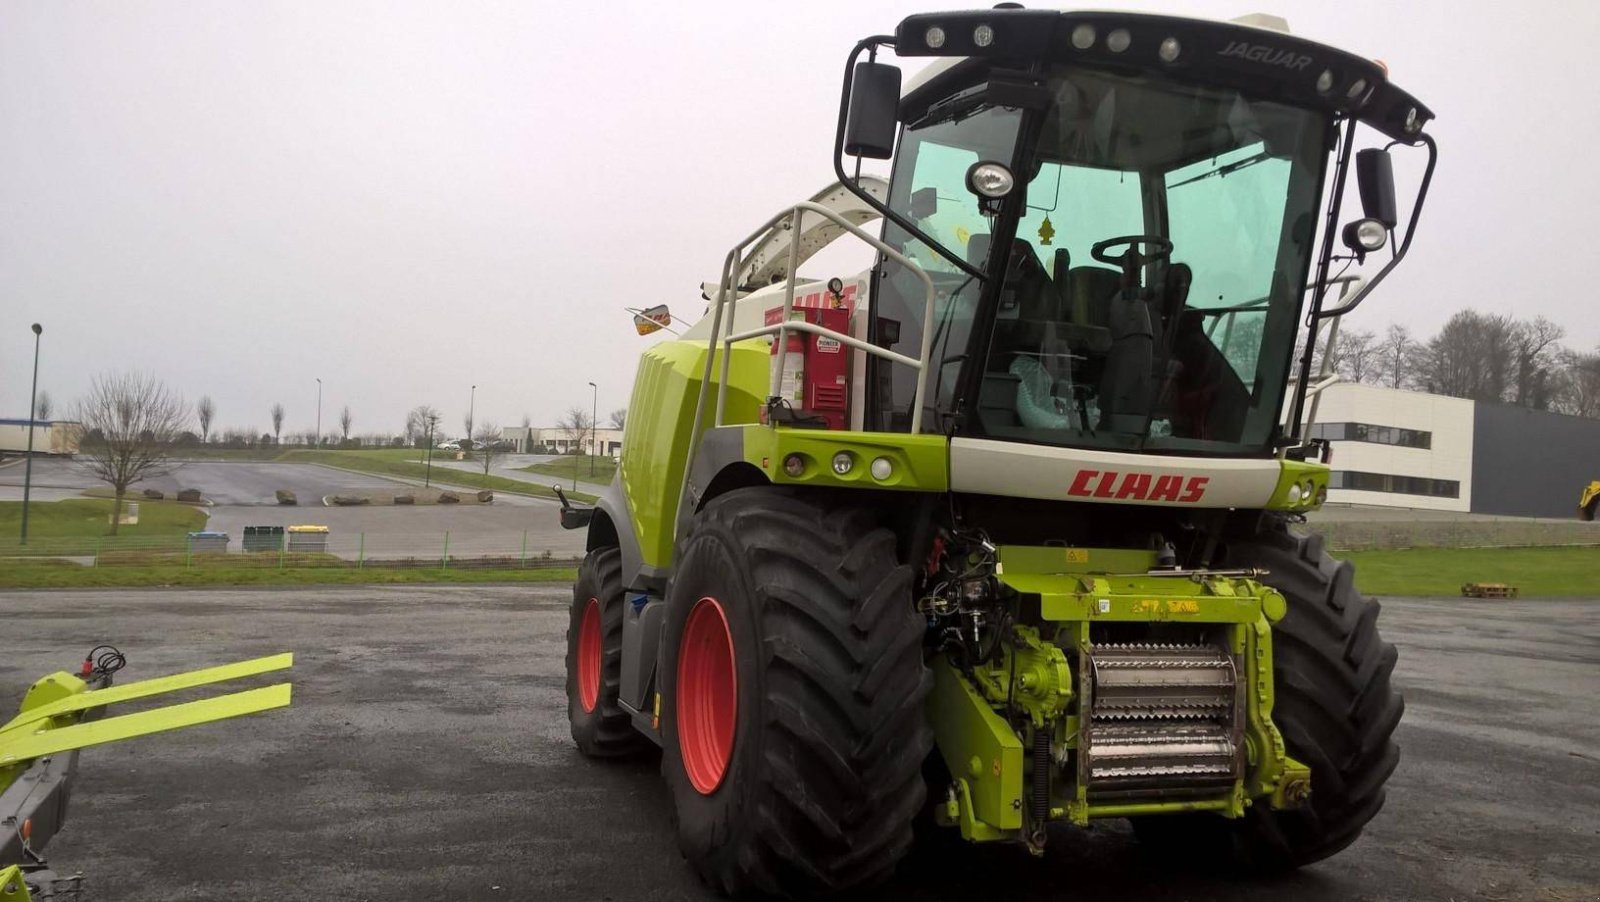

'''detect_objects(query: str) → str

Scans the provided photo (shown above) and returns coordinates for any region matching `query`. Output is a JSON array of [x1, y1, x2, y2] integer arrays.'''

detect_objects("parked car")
[[436, 440, 461, 451]]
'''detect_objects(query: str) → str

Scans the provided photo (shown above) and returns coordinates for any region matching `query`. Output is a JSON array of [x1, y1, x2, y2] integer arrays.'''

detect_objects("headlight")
[[1342, 218, 1388, 253], [924, 26, 946, 49], [831, 452, 855, 476], [965, 162, 1015, 199], [870, 457, 894, 481], [783, 454, 806, 477]]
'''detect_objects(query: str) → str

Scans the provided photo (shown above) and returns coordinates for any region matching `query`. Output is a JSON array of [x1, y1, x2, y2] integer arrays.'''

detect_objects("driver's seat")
[[1064, 265, 1123, 328]]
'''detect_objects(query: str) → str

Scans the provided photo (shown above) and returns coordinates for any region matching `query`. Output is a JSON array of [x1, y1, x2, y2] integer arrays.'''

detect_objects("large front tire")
[[658, 488, 933, 897], [1135, 520, 1403, 870]]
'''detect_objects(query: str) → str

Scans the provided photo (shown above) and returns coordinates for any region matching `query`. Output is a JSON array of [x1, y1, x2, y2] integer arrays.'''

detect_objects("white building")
[[1306, 382, 1600, 518], [501, 426, 624, 457], [1307, 384, 1474, 512], [0, 419, 82, 456]]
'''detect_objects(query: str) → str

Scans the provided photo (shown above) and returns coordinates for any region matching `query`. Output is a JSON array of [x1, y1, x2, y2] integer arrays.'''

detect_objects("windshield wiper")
[[1166, 149, 1275, 190]]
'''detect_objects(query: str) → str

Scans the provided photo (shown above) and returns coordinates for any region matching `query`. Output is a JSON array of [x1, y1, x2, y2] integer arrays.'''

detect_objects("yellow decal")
[[1038, 216, 1055, 246], [955, 226, 971, 246], [1133, 599, 1200, 616], [1064, 549, 1089, 564]]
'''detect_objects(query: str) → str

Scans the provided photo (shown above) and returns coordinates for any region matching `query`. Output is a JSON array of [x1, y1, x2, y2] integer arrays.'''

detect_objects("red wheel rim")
[[677, 596, 737, 795], [576, 598, 602, 713]]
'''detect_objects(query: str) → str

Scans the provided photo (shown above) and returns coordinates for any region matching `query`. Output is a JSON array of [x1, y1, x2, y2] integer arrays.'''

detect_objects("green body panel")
[[1266, 458, 1331, 512], [619, 339, 767, 569], [741, 426, 950, 491], [0, 865, 34, 901], [926, 546, 1301, 841], [928, 659, 1023, 835]]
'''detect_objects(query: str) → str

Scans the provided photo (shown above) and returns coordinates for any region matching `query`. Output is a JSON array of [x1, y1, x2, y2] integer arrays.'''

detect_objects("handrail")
[[715, 202, 936, 431], [676, 200, 936, 526]]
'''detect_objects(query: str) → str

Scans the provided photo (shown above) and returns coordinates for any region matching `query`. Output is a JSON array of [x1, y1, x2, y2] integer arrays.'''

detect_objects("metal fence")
[[4, 531, 579, 571]]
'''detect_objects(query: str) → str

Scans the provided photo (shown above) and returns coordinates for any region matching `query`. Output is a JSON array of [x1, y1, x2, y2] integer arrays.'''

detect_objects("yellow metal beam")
[[0, 653, 293, 736], [0, 684, 291, 766]]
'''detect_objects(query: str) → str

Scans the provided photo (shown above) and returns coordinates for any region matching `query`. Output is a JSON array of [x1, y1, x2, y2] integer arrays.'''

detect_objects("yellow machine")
[[1581, 481, 1600, 520], [0, 648, 292, 899]]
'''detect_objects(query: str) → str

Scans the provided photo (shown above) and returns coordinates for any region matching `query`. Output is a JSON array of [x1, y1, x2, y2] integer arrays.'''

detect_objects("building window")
[[1329, 470, 1460, 499], [1309, 421, 1432, 449]]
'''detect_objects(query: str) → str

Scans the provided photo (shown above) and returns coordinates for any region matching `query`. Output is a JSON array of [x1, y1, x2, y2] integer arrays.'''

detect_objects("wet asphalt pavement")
[[1, 588, 1595, 902]]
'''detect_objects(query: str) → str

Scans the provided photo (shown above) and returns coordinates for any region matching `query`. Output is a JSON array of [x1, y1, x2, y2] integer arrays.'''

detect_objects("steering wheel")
[[1091, 235, 1174, 266]]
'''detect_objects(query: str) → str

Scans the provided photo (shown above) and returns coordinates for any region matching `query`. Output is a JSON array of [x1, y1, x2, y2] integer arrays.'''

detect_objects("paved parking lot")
[[0, 458, 585, 558], [2, 588, 1595, 901]]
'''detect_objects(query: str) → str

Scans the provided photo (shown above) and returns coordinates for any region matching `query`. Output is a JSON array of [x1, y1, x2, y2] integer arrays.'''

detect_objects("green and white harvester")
[[559, 6, 1435, 896]]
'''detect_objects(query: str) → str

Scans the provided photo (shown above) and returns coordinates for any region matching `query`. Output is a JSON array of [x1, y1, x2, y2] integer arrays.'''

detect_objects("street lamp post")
[[468, 384, 476, 446], [314, 377, 322, 447], [588, 381, 598, 476], [424, 414, 438, 487], [19, 323, 42, 545]]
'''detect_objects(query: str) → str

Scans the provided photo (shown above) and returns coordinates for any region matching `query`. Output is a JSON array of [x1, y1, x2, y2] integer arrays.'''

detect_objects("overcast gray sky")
[[3, 1, 1595, 437]]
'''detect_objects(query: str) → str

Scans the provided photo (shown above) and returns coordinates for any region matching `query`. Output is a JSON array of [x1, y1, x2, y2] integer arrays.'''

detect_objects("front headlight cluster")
[[782, 451, 896, 483], [1285, 477, 1327, 509]]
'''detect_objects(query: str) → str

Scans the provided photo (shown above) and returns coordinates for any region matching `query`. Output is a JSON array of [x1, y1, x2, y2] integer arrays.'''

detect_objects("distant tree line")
[[1306, 311, 1600, 417]]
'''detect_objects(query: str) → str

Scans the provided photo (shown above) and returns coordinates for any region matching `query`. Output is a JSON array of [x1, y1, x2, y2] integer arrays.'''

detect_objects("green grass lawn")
[[278, 449, 595, 503], [519, 455, 618, 484], [1339, 545, 1600, 597], [0, 560, 576, 589], [0, 498, 207, 543]]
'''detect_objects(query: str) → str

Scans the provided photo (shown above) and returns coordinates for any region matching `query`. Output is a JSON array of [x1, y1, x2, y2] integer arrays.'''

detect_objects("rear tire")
[[658, 488, 933, 897], [565, 547, 652, 758], [1133, 518, 1403, 870]]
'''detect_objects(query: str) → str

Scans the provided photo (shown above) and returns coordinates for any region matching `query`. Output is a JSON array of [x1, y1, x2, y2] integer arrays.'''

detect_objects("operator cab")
[[843, 9, 1434, 458]]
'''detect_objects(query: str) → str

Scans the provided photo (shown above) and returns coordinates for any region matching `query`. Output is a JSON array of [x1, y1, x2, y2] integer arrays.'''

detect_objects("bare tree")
[[1554, 349, 1600, 418], [1511, 317, 1564, 409], [196, 395, 215, 443], [1373, 324, 1416, 390], [521, 413, 532, 430], [558, 406, 594, 455], [270, 403, 285, 444], [1334, 328, 1378, 384], [74, 373, 189, 535], [34, 390, 53, 422], [609, 407, 628, 430], [1415, 311, 1517, 401], [406, 404, 442, 448], [339, 405, 354, 441], [474, 422, 501, 475]]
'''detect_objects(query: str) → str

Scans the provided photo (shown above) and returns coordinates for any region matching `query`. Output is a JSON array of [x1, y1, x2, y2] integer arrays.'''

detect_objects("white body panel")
[[949, 437, 1282, 508]]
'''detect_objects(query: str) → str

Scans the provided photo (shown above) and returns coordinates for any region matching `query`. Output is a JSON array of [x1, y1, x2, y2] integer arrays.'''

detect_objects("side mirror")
[[844, 61, 901, 160], [1355, 148, 1397, 228]]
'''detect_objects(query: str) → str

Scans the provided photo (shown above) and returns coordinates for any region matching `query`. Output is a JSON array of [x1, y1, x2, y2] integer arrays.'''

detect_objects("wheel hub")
[[677, 597, 737, 795]]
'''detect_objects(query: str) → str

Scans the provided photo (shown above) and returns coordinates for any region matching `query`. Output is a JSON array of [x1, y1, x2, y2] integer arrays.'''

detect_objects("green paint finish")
[[979, 546, 1301, 827], [620, 339, 769, 569], [1267, 458, 1330, 512], [998, 545, 1157, 577], [967, 625, 1072, 729], [742, 426, 949, 492], [927, 658, 1023, 835], [0, 865, 35, 901]]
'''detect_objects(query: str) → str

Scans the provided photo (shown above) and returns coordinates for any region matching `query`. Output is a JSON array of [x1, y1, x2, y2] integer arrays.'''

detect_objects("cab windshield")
[[875, 66, 1329, 455]]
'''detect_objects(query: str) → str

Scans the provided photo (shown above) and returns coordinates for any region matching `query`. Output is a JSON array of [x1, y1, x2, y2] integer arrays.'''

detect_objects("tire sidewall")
[[566, 549, 625, 750], [659, 512, 766, 871]]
